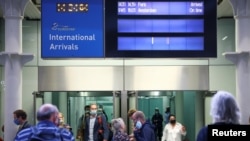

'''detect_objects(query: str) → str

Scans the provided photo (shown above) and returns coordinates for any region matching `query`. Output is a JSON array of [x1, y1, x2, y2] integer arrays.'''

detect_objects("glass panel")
[[42, 91, 114, 139], [137, 91, 173, 124], [134, 90, 206, 141], [34, 90, 207, 141]]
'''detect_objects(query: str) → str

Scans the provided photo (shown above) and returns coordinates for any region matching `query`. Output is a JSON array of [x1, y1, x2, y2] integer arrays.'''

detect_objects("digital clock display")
[[105, 0, 217, 58], [57, 3, 88, 12]]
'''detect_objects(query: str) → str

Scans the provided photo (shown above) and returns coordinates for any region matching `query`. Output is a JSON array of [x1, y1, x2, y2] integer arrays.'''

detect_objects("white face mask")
[[90, 110, 97, 115], [59, 119, 64, 124]]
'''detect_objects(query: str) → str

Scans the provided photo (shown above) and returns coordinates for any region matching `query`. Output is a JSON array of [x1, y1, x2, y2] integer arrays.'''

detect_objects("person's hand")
[[132, 126, 138, 131], [182, 126, 186, 132], [129, 134, 135, 141], [129, 138, 135, 141]]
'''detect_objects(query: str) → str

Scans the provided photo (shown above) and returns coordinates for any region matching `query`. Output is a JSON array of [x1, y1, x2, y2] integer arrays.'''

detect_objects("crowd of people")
[[0, 90, 247, 141]]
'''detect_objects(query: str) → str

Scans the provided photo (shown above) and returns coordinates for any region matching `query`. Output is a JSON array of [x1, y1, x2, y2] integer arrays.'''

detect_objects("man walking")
[[152, 108, 163, 141], [13, 109, 31, 135], [14, 103, 75, 141], [84, 103, 110, 141], [133, 111, 155, 141]]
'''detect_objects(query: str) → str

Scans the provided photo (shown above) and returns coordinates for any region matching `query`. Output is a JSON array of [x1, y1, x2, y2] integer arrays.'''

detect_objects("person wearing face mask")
[[111, 118, 129, 141], [13, 109, 31, 135], [152, 107, 163, 141], [77, 105, 90, 140], [99, 105, 108, 122], [84, 103, 110, 141], [161, 114, 186, 141], [14, 103, 75, 141], [164, 107, 171, 125], [132, 111, 156, 141]]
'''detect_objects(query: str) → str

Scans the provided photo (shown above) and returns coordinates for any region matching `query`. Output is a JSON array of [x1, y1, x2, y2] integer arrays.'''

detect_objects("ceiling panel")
[[0, 0, 40, 20], [217, 0, 234, 19], [25, 0, 41, 20]]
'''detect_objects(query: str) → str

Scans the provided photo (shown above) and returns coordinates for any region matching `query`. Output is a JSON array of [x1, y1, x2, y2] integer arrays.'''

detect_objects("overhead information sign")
[[41, 0, 104, 58], [105, 0, 217, 58]]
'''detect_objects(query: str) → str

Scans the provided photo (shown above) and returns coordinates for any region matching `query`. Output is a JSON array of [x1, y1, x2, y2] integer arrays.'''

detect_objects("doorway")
[[34, 91, 117, 136], [33, 90, 207, 141]]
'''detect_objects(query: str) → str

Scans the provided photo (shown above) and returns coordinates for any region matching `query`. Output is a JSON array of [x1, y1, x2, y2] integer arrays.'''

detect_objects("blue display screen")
[[41, 0, 104, 58], [118, 19, 204, 33], [118, 37, 203, 50], [105, 0, 217, 58], [118, 2, 204, 15]]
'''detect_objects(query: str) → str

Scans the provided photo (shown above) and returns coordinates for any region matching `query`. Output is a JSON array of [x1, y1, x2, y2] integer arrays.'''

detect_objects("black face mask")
[[170, 120, 176, 124]]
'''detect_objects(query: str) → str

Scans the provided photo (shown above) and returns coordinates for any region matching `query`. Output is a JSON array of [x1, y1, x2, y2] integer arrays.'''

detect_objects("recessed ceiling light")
[[222, 36, 228, 40]]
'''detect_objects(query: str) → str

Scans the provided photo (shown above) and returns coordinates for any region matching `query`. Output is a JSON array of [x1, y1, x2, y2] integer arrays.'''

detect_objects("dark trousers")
[[154, 126, 163, 141]]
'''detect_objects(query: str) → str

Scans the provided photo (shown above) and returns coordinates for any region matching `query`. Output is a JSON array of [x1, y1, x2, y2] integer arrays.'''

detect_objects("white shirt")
[[161, 122, 186, 141], [88, 117, 96, 141]]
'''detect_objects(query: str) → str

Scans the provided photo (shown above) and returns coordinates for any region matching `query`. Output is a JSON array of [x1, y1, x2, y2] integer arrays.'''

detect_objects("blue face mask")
[[135, 120, 142, 129], [14, 119, 20, 125]]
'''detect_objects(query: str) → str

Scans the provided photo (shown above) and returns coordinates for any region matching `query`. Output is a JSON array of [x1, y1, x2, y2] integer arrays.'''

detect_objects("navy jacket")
[[133, 121, 156, 141], [84, 114, 109, 141]]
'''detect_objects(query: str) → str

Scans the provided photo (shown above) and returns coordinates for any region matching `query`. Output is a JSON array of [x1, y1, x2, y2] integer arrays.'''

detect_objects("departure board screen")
[[105, 0, 217, 58]]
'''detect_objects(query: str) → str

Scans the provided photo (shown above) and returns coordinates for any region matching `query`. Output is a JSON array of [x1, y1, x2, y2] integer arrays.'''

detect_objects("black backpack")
[[29, 126, 64, 141]]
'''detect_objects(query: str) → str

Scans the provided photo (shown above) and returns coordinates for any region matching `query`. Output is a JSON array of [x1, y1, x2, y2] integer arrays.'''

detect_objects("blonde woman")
[[58, 112, 73, 135], [58, 112, 65, 128], [111, 118, 130, 141]]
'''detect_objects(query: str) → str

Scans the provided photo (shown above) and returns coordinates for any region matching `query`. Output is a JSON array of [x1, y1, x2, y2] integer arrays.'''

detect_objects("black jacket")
[[17, 121, 31, 134]]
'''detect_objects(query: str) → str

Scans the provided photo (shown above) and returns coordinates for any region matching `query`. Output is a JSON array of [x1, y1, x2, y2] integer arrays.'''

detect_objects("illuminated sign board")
[[41, 0, 104, 58], [105, 0, 217, 58]]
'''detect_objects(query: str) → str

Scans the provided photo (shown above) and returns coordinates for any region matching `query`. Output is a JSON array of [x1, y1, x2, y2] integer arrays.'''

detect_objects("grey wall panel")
[[38, 66, 124, 91], [125, 66, 209, 90]]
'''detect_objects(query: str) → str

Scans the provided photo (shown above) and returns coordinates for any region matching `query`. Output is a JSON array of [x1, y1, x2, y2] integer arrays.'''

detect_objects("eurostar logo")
[[51, 23, 75, 31]]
